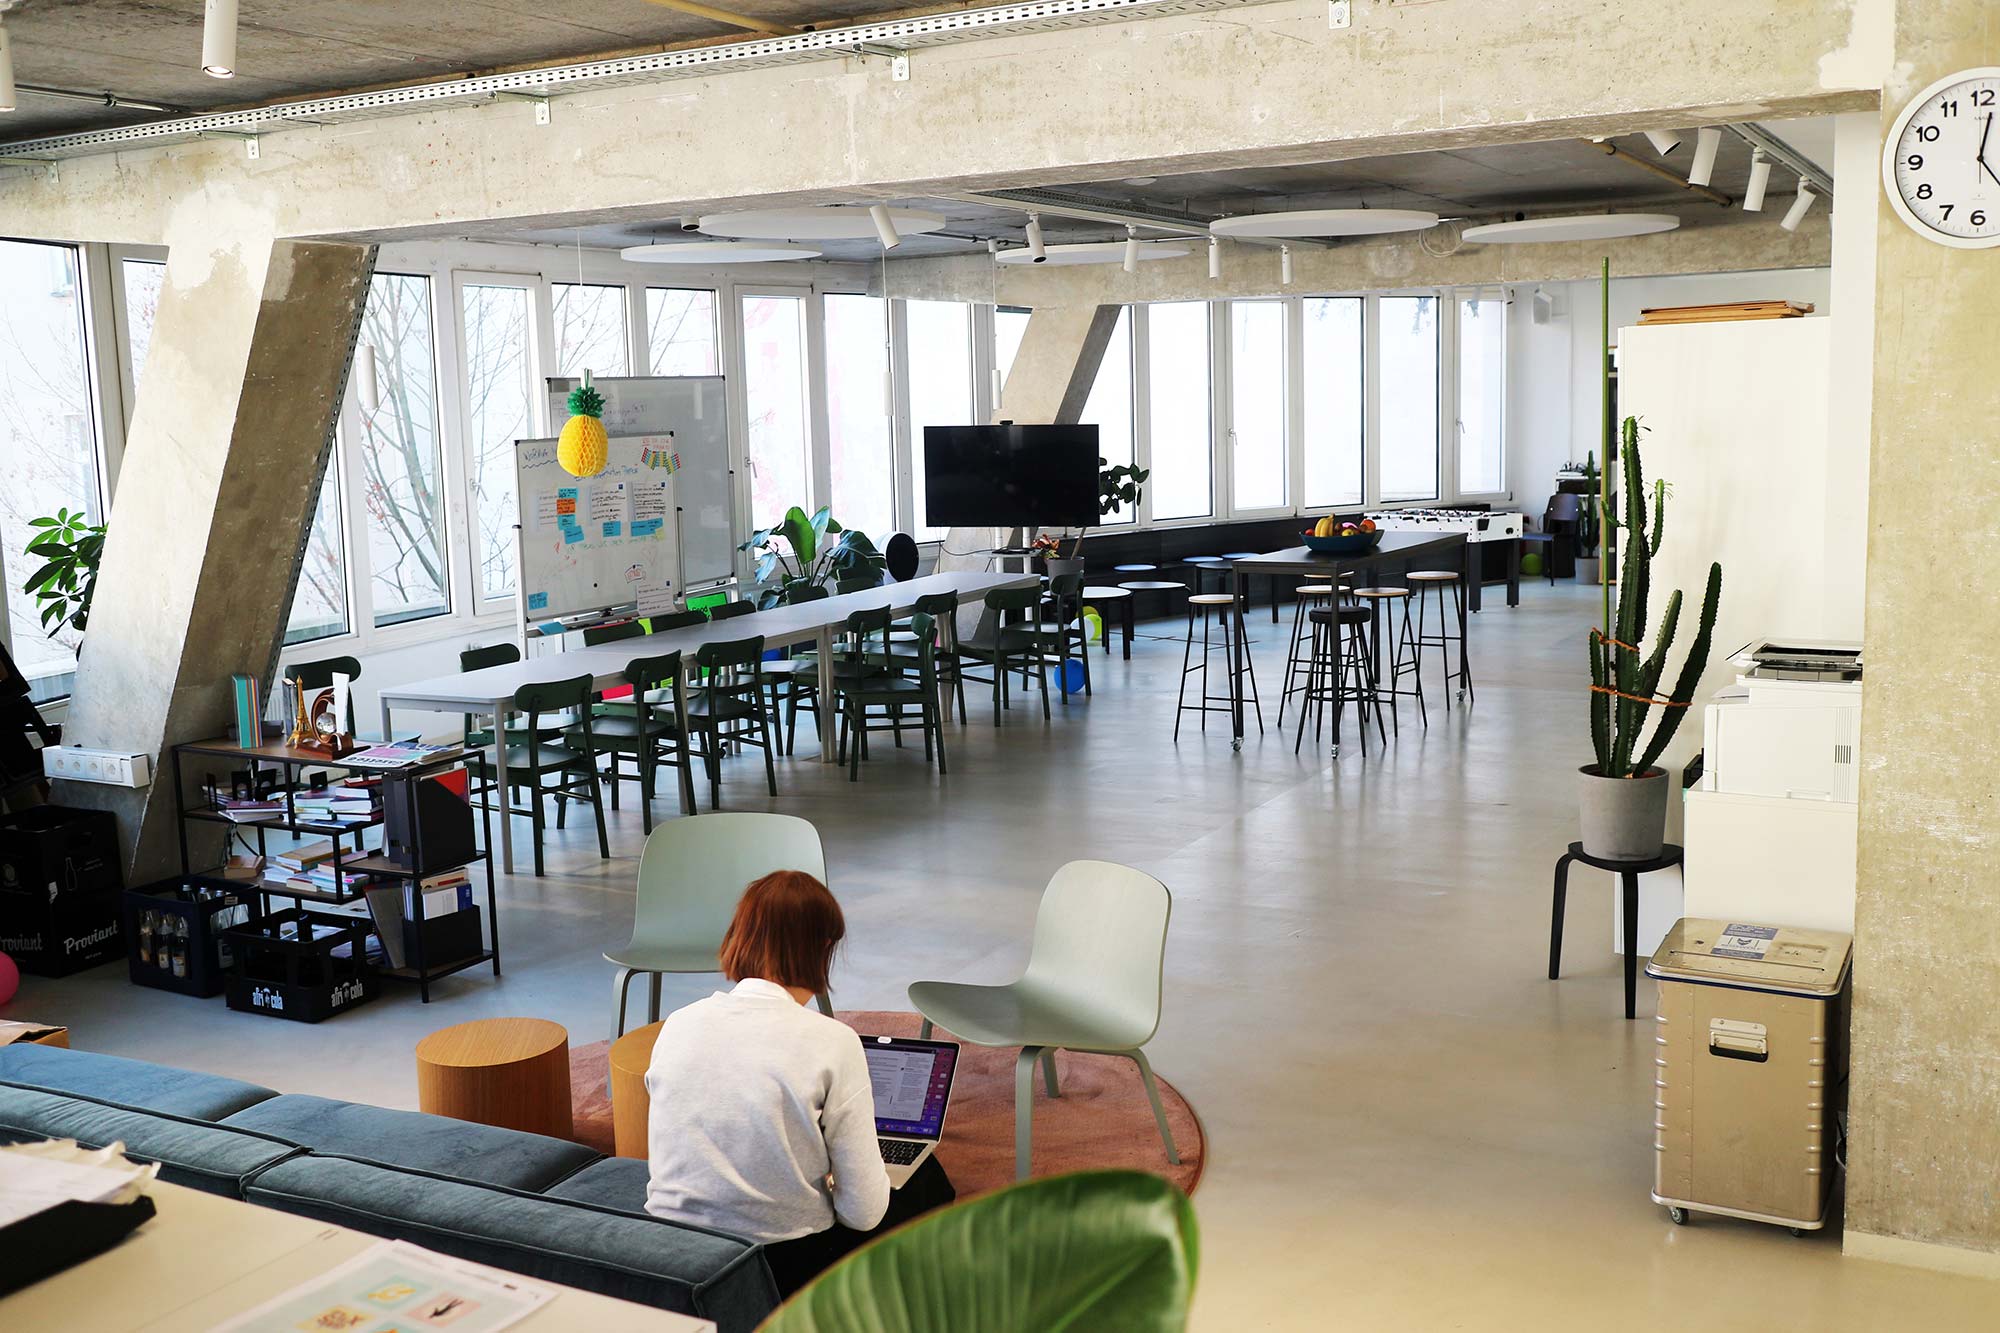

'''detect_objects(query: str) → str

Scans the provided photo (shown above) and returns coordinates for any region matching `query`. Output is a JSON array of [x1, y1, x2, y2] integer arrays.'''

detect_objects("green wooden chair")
[[582, 620, 644, 647], [607, 812, 831, 1037], [908, 860, 1180, 1180], [956, 584, 1056, 724], [835, 610, 947, 781], [507, 674, 610, 877], [1044, 572, 1093, 703], [766, 583, 830, 755], [568, 650, 695, 833], [286, 654, 362, 691], [685, 635, 778, 809], [458, 643, 561, 808]]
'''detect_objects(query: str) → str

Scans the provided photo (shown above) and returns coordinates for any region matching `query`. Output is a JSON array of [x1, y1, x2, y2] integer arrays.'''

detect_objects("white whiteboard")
[[546, 376, 735, 590], [514, 436, 681, 625]]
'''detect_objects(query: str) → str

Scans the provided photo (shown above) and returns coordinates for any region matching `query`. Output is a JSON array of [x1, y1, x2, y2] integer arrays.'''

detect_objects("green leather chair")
[[508, 674, 610, 878], [606, 812, 832, 1037], [568, 650, 695, 833], [908, 860, 1180, 1180]]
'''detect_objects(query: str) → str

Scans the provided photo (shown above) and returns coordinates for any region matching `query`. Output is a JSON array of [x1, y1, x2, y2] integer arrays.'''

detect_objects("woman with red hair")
[[643, 870, 952, 1295]]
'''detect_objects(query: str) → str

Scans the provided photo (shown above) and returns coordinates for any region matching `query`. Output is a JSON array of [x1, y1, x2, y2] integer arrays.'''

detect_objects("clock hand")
[[1981, 113, 2000, 189]]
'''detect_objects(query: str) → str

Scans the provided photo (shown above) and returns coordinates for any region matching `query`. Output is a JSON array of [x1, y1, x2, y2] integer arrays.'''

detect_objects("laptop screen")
[[862, 1036, 958, 1138]]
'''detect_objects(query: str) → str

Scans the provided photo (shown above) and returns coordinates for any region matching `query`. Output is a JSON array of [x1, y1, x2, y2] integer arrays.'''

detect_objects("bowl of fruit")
[[1301, 516, 1380, 554]]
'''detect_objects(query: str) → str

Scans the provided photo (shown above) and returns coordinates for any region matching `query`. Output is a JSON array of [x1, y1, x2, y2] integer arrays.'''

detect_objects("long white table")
[[379, 571, 1036, 873]]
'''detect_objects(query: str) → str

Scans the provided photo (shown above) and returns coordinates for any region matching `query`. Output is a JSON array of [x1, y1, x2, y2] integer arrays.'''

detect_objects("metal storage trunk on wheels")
[[1647, 918, 1852, 1232]]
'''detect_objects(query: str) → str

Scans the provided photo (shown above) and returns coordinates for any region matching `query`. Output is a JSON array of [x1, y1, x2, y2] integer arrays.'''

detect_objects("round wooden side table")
[[609, 1020, 664, 1158], [415, 1016, 573, 1139]]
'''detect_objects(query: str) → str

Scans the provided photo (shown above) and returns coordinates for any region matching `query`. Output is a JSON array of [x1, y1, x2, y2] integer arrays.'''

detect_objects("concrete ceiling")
[[0, 0, 904, 135], [496, 120, 1838, 262]]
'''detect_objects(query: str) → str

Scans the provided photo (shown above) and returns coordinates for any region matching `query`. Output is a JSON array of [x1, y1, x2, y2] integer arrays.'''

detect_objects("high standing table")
[[379, 571, 1035, 873], [1226, 532, 1470, 752]]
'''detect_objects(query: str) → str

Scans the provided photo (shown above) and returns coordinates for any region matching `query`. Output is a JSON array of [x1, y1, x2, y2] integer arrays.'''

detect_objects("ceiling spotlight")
[[1122, 226, 1139, 274], [1742, 149, 1771, 212], [869, 204, 901, 251], [1207, 236, 1221, 280], [201, 0, 237, 78], [1643, 130, 1682, 156], [1025, 214, 1046, 263], [1687, 127, 1722, 188], [0, 16, 15, 114], [986, 238, 999, 255], [1124, 176, 1158, 186], [354, 342, 380, 414], [679, 214, 701, 232], [1280, 245, 1293, 286], [1779, 183, 1817, 233]]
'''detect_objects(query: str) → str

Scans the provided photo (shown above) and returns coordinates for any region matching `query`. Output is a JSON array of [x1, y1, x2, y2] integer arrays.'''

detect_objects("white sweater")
[[643, 978, 891, 1243]]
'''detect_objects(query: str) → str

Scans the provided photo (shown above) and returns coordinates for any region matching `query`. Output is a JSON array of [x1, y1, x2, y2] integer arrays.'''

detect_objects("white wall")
[[1506, 267, 1833, 514]]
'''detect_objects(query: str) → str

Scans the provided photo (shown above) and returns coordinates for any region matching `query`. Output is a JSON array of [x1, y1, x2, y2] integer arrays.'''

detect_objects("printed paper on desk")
[[212, 1239, 556, 1333]]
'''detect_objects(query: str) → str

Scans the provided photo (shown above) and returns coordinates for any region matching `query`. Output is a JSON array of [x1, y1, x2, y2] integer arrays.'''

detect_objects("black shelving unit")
[[169, 737, 498, 1002]]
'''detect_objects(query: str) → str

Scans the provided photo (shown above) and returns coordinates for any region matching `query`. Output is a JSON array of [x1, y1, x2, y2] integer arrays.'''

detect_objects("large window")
[[1303, 297, 1363, 509], [458, 280, 535, 601], [824, 294, 894, 539], [0, 240, 101, 702], [740, 293, 812, 528], [286, 456, 351, 645], [905, 300, 975, 541], [355, 273, 450, 628], [1457, 294, 1507, 495], [1147, 302, 1213, 521], [1379, 295, 1440, 502], [993, 306, 1030, 406], [1228, 301, 1287, 511], [552, 282, 629, 378], [647, 288, 719, 375], [121, 259, 165, 394], [1081, 308, 1134, 526]]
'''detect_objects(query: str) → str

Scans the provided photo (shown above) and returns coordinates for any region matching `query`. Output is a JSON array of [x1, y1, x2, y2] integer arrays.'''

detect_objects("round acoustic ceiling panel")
[[1460, 213, 1682, 244], [1210, 208, 1439, 238], [698, 205, 948, 240], [994, 240, 1192, 266], [620, 241, 821, 263]]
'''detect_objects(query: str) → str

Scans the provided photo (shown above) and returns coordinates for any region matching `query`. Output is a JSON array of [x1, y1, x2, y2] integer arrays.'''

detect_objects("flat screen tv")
[[923, 424, 1101, 529]]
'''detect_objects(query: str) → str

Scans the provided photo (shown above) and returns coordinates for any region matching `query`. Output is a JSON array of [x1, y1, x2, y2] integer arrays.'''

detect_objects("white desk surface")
[[0, 1179, 713, 1332], [380, 570, 1035, 712]]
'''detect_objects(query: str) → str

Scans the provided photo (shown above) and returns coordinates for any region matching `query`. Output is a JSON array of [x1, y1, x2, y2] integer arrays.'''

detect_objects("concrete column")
[[53, 225, 375, 883], [1846, 2, 2000, 1274]]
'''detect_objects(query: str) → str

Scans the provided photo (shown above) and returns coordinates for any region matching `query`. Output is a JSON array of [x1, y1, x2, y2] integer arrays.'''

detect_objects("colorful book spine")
[[231, 673, 263, 749]]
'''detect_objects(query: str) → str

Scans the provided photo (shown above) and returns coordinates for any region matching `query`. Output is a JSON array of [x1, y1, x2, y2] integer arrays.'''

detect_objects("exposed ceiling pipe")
[[1582, 139, 1731, 207], [957, 187, 1327, 250], [15, 83, 183, 114]]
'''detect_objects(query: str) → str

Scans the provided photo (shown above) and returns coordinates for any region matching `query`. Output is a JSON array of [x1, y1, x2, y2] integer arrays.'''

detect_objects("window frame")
[[449, 270, 545, 616]]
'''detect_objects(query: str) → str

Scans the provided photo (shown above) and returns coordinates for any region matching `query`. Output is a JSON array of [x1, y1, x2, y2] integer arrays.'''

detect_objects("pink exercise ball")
[[0, 952, 18, 1007]]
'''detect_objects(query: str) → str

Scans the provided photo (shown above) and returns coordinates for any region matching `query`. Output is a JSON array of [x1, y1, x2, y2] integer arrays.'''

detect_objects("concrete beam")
[[883, 207, 1833, 307], [1846, 0, 2000, 1269], [51, 227, 375, 883], [0, 0, 1877, 246], [997, 304, 1122, 425]]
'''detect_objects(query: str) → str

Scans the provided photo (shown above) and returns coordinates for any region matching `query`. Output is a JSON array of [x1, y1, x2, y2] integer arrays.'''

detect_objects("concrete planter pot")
[[1577, 765, 1669, 860], [1575, 556, 1602, 585], [1044, 557, 1085, 578]]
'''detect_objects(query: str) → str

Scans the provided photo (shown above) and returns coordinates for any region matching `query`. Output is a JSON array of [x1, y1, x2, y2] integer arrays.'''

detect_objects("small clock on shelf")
[[1882, 67, 2000, 249]]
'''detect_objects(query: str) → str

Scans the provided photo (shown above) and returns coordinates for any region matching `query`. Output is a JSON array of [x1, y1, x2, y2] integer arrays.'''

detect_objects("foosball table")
[[1363, 509, 1525, 609]]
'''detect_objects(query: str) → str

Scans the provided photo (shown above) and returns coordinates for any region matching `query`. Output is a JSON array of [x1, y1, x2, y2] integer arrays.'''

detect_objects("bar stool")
[[1183, 556, 1228, 597], [1407, 569, 1474, 707], [1277, 582, 1341, 725], [1082, 586, 1135, 659], [1113, 563, 1158, 576], [1352, 587, 1422, 734], [1293, 595, 1382, 758], [1218, 552, 1268, 620], [1175, 593, 1262, 741]]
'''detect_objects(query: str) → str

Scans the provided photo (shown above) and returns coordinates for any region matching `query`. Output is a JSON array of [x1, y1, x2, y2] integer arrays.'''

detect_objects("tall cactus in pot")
[[1588, 416, 1723, 781]]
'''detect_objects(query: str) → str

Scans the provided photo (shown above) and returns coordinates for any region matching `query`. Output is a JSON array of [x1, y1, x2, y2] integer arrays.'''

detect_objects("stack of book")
[[213, 795, 285, 823], [292, 784, 381, 825], [262, 841, 384, 899]]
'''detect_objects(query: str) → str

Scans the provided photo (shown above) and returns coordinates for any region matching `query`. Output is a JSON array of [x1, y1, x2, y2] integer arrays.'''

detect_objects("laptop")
[[860, 1034, 960, 1188]]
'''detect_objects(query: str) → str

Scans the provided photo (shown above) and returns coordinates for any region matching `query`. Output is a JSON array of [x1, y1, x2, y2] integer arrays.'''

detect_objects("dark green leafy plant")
[[22, 508, 106, 638], [1587, 416, 1722, 779], [739, 505, 888, 609], [1100, 459, 1150, 518], [762, 1169, 1199, 1333]]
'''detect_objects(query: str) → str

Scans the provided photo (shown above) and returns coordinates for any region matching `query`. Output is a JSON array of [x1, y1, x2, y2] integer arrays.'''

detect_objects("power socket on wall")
[[44, 746, 153, 788]]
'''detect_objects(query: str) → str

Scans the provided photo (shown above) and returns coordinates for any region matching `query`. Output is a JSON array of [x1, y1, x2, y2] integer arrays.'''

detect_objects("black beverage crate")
[[222, 909, 378, 1022], [0, 805, 124, 976], [124, 877, 261, 998]]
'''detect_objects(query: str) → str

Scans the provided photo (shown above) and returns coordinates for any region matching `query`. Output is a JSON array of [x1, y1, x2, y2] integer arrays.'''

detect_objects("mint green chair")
[[908, 860, 1180, 1180], [607, 811, 834, 1038]]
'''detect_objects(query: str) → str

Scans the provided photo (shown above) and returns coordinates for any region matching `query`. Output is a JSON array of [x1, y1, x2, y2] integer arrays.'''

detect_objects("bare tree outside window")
[[553, 282, 629, 378], [647, 288, 719, 375], [357, 273, 450, 627], [121, 259, 164, 394], [460, 283, 534, 600]]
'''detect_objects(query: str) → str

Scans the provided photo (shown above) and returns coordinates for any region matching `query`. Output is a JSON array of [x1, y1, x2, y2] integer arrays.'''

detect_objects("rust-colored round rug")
[[569, 1009, 1204, 1199]]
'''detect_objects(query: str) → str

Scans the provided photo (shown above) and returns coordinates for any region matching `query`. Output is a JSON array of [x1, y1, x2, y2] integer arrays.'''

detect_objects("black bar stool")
[[1175, 593, 1261, 741], [1294, 595, 1382, 758], [1183, 556, 1228, 597], [1352, 586, 1422, 734], [1408, 569, 1474, 707], [1277, 582, 1340, 726]]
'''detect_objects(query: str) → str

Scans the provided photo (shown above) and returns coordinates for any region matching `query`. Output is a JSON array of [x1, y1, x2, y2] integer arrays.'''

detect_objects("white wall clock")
[[1882, 67, 2000, 249]]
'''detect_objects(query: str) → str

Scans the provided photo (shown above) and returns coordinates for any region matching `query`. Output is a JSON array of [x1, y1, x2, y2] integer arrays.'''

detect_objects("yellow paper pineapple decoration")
[[558, 381, 609, 478]]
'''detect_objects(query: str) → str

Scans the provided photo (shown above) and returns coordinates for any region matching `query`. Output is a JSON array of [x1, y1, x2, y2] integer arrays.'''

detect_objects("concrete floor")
[[13, 581, 1997, 1329]]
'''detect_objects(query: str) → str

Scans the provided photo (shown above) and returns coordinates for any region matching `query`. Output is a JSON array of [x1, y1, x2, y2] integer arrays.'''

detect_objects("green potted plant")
[[739, 505, 888, 608], [21, 507, 106, 639], [1580, 417, 1722, 859]]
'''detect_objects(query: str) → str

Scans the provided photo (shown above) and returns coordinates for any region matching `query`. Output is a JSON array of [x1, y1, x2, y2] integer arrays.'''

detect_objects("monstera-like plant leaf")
[[760, 1170, 1198, 1333]]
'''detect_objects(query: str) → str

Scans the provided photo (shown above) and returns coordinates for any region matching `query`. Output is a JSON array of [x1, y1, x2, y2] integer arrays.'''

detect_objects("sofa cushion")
[[0, 1045, 277, 1121], [220, 1094, 597, 1193], [542, 1154, 651, 1214], [243, 1155, 778, 1333], [0, 1082, 299, 1195]]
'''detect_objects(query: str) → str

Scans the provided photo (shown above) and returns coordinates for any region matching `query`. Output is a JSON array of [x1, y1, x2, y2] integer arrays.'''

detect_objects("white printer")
[[1701, 639, 1861, 802]]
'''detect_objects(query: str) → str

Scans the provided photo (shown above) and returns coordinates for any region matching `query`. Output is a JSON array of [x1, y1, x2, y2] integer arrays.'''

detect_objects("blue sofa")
[[0, 1044, 778, 1333]]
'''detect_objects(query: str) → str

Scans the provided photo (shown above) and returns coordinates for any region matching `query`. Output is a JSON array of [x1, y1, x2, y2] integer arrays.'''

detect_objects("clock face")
[[1883, 67, 2000, 249]]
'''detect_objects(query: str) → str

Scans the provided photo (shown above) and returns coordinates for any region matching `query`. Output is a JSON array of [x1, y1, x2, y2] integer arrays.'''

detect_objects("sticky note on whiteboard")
[[602, 521, 622, 538], [563, 527, 584, 545], [528, 592, 549, 611]]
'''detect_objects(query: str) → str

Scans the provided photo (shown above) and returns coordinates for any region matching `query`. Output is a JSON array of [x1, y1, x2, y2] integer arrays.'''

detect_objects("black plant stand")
[[1549, 842, 1684, 1020]]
